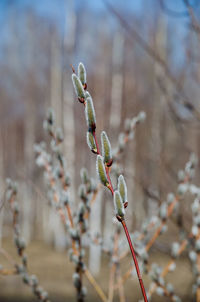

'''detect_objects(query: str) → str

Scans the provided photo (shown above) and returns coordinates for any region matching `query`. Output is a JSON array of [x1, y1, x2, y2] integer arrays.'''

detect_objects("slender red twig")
[[92, 130, 101, 155], [77, 72, 148, 302], [121, 220, 148, 302], [91, 116, 147, 302]]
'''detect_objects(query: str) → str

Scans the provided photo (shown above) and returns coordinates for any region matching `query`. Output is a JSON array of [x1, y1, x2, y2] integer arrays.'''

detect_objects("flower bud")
[[72, 74, 85, 100], [190, 153, 198, 167], [189, 251, 197, 263], [86, 131, 97, 153], [192, 225, 199, 236], [168, 262, 176, 272], [13, 201, 19, 214], [124, 118, 131, 133], [166, 283, 174, 294], [30, 275, 38, 287], [87, 177, 97, 193], [81, 286, 87, 297], [137, 111, 146, 123], [173, 295, 181, 302], [195, 239, 200, 253], [156, 287, 164, 296], [80, 168, 89, 184], [55, 127, 64, 143], [177, 170, 185, 182], [46, 108, 55, 125], [177, 183, 188, 195], [101, 131, 112, 166], [78, 62, 87, 86], [167, 193, 175, 205], [118, 175, 127, 204], [64, 173, 71, 186], [171, 242, 180, 258], [113, 191, 125, 219], [85, 91, 91, 99], [69, 228, 80, 241], [159, 203, 168, 221], [85, 97, 96, 131], [22, 273, 30, 285], [78, 184, 87, 201], [118, 133, 125, 152], [73, 273, 81, 289], [96, 155, 109, 187], [60, 190, 69, 205]]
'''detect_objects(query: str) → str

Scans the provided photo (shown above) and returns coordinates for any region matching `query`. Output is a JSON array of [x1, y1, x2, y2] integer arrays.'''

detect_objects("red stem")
[[121, 220, 148, 302], [92, 130, 101, 155], [106, 167, 114, 195], [92, 130, 114, 195], [83, 101, 147, 300]]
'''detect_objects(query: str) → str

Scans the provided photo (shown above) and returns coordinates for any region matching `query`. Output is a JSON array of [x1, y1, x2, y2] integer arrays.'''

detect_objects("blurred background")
[[0, 0, 200, 301]]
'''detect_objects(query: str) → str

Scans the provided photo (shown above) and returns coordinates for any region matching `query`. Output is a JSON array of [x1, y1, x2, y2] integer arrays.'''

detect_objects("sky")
[[0, 0, 199, 71]]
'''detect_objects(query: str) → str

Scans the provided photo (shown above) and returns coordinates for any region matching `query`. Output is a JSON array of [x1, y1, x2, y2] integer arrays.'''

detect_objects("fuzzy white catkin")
[[85, 97, 96, 131], [73, 272, 81, 289], [124, 118, 131, 133], [80, 167, 89, 184], [195, 239, 200, 252], [192, 225, 199, 236], [159, 202, 168, 220], [118, 133, 125, 151], [78, 62, 86, 85], [156, 287, 164, 296], [177, 170, 185, 182], [171, 242, 180, 258], [190, 184, 200, 196], [101, 131, 112, 165], [167, 193, 175, 204], [190, 152, 198, 166], [137, 111, 146, 122], [194, 215, 200, 226], [177, 183, 188, 195], [189, 251, 197, 263], [168, 262, 176, 272], [166, 283, 174, 294], [173, 295, 181, 302], [160, 224, 168, 234], [113, 190, 125, 218], [72, 73, 85, 99], [118, 175, 127, 204], [85, 91, 91, 99], [86, 131, 97, 153], [96, 155, 109, 186]]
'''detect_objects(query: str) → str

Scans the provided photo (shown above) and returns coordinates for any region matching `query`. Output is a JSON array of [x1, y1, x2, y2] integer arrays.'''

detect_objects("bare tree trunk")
[[50, 30, 63, 125], [62, 0, 76, 205], [103, 31, 124, 247], [148, 16, 167, 217]]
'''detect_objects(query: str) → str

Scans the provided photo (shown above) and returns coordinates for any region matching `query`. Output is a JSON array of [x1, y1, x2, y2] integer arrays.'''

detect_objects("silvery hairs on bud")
[[118, 175, 127, 204], [101, 131, 112, 166], [96, 155, 109, 187], [113, 190, 125, 219], [85, 91, 91, 99], [86, 131, 97, 153], [78, 62, 87, 85], [85, 97, 96, 131], [72, 73, 85, 99]]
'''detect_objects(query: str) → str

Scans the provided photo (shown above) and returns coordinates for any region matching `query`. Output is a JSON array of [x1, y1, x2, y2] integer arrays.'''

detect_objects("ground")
[[0, 239, 194, 302]]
